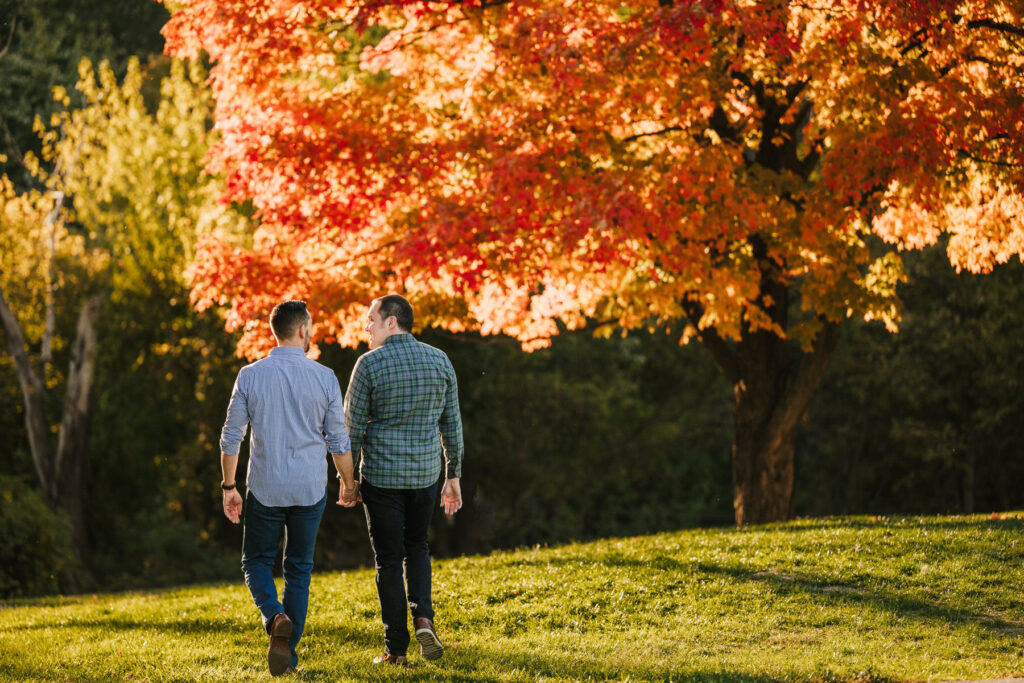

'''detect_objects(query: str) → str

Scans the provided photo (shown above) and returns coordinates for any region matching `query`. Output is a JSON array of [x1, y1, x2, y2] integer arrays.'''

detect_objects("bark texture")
[[0, 284, 102, 590]]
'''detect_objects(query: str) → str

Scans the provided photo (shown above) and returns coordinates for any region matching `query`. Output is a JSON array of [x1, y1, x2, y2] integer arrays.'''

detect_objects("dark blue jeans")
[[361, 479, 438, 656], [241, 490, 326, 669]]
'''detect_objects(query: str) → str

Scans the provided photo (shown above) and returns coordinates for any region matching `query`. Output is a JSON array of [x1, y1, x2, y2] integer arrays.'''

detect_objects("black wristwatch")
[[221, 481, 237, 490]]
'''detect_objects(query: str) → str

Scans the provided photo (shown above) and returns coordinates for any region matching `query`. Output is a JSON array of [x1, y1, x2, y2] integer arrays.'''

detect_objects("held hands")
[[337, 482, 361, 508], [440, 477, 462, 516], [223, 489, 243, 524]]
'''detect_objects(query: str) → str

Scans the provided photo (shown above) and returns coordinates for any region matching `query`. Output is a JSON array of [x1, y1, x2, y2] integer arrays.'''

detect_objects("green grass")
[[2, 514, 1023, 682]]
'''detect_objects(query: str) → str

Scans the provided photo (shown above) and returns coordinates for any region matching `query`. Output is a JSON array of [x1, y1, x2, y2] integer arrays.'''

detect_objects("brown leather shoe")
[[373, 652, 408, 666], [413, 617, 444, 661], [268, 612, 293, 677]]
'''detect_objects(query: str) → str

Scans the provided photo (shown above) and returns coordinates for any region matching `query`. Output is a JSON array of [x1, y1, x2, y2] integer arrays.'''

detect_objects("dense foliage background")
[[1, 1, 1022, 597]]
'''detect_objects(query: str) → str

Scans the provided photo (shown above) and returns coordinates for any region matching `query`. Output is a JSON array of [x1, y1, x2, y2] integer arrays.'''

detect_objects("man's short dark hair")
[[376, 294, 414, 333], [270, 300, 310, 339]]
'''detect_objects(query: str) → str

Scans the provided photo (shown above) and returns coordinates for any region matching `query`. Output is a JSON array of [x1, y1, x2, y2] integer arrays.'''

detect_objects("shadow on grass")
[[495, 551, 1022, 638], [4, 614, 240, 635], [0, 629, 822, 683], [3, 613, 381, 649], [498, 553, 688, 571], [317, 647, 880, 683], [286, 648, 817, 683], [695, 561, 1023, 636], [0, 618, 384, 682], [757, 515, 1024, 534]]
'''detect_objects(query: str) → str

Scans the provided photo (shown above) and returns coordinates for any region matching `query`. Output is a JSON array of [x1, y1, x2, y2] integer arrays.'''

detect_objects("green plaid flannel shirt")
[[344, 333, 464, 489]]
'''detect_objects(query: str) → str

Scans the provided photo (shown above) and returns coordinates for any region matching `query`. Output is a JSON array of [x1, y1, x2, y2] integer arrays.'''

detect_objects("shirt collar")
[[270, 346, 307, 357], [383, 333, 414, 346]]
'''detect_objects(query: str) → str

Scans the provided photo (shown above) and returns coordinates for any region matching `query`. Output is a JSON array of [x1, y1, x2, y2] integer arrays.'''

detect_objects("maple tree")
[[164, 0, 1024, 523]]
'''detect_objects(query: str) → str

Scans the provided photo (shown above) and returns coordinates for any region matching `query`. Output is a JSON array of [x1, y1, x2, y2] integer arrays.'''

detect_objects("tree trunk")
[[731, 375, 798, 524], [54, 294, 102, 584], [692, 315, 840, 525], [0, 283, 101, 591], [0, 282, 57, 494], [733, 324, 839, 524]]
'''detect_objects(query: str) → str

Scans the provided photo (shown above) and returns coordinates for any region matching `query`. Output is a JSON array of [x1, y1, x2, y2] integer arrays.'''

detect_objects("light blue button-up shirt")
[[220, 346, 350, 507]]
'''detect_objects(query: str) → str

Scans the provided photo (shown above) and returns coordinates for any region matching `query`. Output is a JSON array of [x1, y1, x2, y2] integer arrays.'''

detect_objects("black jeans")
[[361, 479, 438, 656]]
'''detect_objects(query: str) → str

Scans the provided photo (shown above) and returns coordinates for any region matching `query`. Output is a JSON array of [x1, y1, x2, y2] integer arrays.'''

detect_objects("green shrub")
[[0, 476, 73, 598], [91, 506, 238, 590]]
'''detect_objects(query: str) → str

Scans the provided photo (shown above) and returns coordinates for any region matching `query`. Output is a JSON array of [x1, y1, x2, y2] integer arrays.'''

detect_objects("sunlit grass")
[[2, 514, 1022, 682]]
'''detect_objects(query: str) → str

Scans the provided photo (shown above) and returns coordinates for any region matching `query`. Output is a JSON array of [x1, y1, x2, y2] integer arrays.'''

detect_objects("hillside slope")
[[1, 514, 1022, 682]]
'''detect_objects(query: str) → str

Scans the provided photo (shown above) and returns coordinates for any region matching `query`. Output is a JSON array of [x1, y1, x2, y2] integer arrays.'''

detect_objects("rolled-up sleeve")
[[439, 359, 464, 479], [220, 369, 250, 456], [324, 375, 350, 454]]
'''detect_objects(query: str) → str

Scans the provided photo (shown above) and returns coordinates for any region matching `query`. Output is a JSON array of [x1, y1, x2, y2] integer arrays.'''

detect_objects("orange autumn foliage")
[[163, 0, 1024, 359]]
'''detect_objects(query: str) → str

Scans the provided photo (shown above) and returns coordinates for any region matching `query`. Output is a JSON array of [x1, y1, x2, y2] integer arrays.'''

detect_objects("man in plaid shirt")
[[344, 294, 464, 666]]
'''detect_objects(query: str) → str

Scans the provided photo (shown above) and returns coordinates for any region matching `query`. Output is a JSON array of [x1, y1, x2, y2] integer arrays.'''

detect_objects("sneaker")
[[268, 612, 293, 677], [373, 652, 409, 666], [413, 617, 444, 661]]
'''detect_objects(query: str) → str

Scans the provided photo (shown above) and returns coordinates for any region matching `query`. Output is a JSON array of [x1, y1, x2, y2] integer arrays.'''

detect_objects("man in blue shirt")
[[220, 300, 358, 676]]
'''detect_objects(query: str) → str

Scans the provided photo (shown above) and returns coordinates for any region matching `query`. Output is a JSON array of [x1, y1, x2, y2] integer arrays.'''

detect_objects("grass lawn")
[[1, 513, 1022, 682]]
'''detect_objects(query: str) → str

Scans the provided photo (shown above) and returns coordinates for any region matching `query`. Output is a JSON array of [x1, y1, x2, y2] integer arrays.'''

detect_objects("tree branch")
[[768, 318, 839, 441], [0, 281, 55, 496], [681, 297, 740, 384], [796, 133, 823, 179], [967, 18, 1024, 40], [956, 149, 1023, 169], [937, 54, 1012, 78], [898, 26, 929, 57], [304, 236, 404, 272], [708, 103, 742, 144], [621, 126, 683, 144], [0, 16, 15, 60]]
